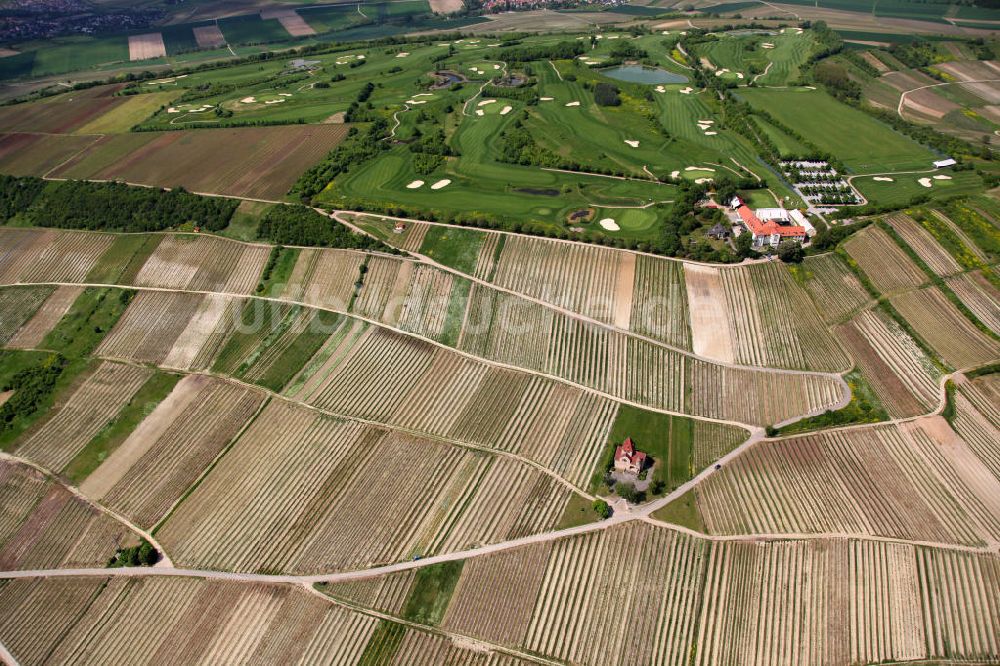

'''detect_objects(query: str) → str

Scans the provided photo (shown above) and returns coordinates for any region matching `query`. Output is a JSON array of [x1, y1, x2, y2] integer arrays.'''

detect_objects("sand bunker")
[[493, 64, 501, 69], [873, 176, 894, 182], [670, 170, 680, 178], [679, 87, 693, 94], [695, 177, 713, 184], [431, 179, 451, 190], [686, 166, 715, 172], [167, 107, 179, 113], [478, 99, 496, 106], [500, 105, 512, 115], [406, 100, 428, 105], [736, 72, 744, 79], [933, 174, 952, 180], [704, 131, 717, 135], [397, 52, 409, 57], [655, 85, 666, 93], [565, 101, 581, 107], [918, 177, 933, 188], [406, 180, 424, 189], [264, 99, 285, 105], [239, 97, 256, 103], [476, 109, 485, 116], [540, 97, 554, 101], [624, 140, 639, 148], [414, 93, 433, 98], [599, 218, 620, 231]]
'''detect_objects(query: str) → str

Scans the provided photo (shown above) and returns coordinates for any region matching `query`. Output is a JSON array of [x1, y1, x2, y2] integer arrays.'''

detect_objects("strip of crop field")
[[0, 286, 54, 344], [0, 577, 382, 665], [694, 419, 1000, 545], [283, 248, 365, 312], [946, 271, 1000, 335], [836, 308, 942, 418], [0, 459, 139, 571], [5, 285, 83, 349], [0, 229, 113, 285], [796, 253, 871, 324], [14, 361, 152, 471], [161, 293, 241, 371], [156, 399, 576, 573], [949, 374, 1000, 483], [890, 287, 1000, 370], [82, 374, 264, 528], [720, 262, 850, 372], [844, 225, 929, 295], [133, 235, 269, 295], [886, 213, 963, 278], [630, 254, 691, 349], [95, 291, 207, 365], [325, 570, 417, 615]]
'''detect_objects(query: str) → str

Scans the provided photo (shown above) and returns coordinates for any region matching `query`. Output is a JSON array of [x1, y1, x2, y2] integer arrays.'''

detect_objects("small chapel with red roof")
[[613, 437, 646, 475]]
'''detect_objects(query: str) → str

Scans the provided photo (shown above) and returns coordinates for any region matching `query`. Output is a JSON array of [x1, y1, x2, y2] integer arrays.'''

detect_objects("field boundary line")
[[2, 279, 829, 430], [311, 585, 562, 665], [0, 638, 20, 666], [896, 78, 1000, 119], [332, 212, 855, 378], [0, 452, 174, 567]]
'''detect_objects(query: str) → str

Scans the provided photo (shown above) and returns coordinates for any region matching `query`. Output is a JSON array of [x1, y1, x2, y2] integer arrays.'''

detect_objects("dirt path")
[[0, 452, 174, 568], [0, 639, 20, 666], [548, 59, 563, 81], [897, 78, 1000, 119]]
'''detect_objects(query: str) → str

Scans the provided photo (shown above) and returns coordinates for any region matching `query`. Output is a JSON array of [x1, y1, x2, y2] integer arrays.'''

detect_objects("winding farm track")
[[896, 78, 1000, 119]]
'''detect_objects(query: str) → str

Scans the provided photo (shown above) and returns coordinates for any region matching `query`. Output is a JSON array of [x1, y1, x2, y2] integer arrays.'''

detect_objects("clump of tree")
[[813, 61, 860, 102], [257, 204, 391, 252], [592, 499, 612, 519], [0, 177, 237, 232], [293, 121, 390, 200], [108, 539, 159, 567], [497, 41, 583, 63], [0, 353, 66, 436], [777, 239, 804, 263], [594, 82, 621, 107]]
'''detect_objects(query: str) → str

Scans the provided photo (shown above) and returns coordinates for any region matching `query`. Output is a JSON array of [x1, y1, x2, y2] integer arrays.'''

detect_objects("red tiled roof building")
[[614, 437, 647, 475]]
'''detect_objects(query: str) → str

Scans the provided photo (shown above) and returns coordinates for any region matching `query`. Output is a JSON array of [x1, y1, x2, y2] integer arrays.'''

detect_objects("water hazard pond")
[[602, 65, 687, 85]]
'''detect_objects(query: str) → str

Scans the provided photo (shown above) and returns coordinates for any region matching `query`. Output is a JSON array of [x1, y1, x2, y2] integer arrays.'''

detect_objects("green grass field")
[[852, 170, 984, 207], [605, 404, 694, 495], [739, 88, 937, 172]]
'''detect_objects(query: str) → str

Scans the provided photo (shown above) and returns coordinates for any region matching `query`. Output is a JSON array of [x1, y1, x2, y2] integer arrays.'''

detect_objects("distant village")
[[0, 0, 160, 42], [479, 0, 627, 14]]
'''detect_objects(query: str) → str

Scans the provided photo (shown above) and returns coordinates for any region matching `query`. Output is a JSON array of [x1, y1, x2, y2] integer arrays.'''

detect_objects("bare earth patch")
[[128, 33, 166, 61], [429, 0, 463, 12], [193, 25, 227, 49], [261, 9, 316, 36], [683, 263, 735, 363], [612, 253, 635, 330], [0, 390, 12, 407]]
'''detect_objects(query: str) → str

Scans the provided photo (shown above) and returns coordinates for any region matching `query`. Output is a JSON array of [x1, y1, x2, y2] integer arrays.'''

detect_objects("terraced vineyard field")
[[691, 418, 1000, 545], [836, 308, 942, 418], [0, 228, 113, 285], [0, 286, 54, 344], [890, 287, 1000, 370], [795, 253, 871, 324], [885, 213, 963, 278], [132, 234, 270, 294], [157, 399, 578, 573], [4, 285, 83, 349], [844, 225, 929, 295], [947, 271, 1000, 335], [0, 460, 138, 570]]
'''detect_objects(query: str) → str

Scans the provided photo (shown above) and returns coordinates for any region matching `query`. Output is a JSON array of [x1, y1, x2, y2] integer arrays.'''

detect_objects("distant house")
[[708, 223, 729, 240], [738, 206, 806, 247], [393, 222, 406, 233], [934, 158, 956, 169], [730, 196, 742, 209], [614, 437, 647, 475]]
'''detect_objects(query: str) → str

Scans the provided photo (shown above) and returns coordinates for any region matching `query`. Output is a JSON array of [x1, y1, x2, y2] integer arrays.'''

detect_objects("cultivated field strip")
[[950, 375, 1000, 483], [458, 284, 554, 373], [0, 228, 113, 284], [443, 542, 554, 647], [720, 262, 849, 371], [398, 221, 429, 253], [0, 576, 387, 665], [133, 235, 269, 294], [5, 285, 82, 349], [694, 421, 997, 545], [325, 570, 416, 615], [86, 374, 264, 528], [393, 265, 466, 342], [890, 286, 1000, 369], [844, 225, 928, 295], [630, 254, 691, 349], [96, 290, 207, 364], [0, 286, 54, 344], [352, 255, 409, 323], [161, 293, 241, 370], [473, 231, 502, 281], [947, 271, 1000, 335], [14, 361, 152, 471], [157, 399, 574, 573], [687, 358, 843, 426], [290, 248, 365, 311], [491, 235, 633, 326], [917, 547, 1000, 660], [837, 308, 942, 418], [0, 460, 137, 571], [691, 421, 748, 471], [885, 213, 963, 277], [798, 253, 871, 324], [393, 628, 534, 665]]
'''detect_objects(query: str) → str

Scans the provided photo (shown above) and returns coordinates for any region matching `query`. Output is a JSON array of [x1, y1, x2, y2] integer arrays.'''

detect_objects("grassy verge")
[[62, 372, 180, 483], [357, 621, 406, 666], [40, 287, 134, 357], [651, 488, 705, 533], [772, 369, 888, 437], [254, 310, 344, 392], [555, 493, 602, 530], [0, 354, 92, 451], [418, 225, 485, 275], [256, 246, 300, 297], [87, 235, 161, 284], [400, 559, 464, 625]]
